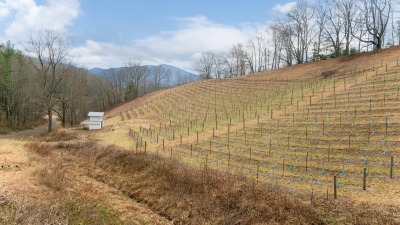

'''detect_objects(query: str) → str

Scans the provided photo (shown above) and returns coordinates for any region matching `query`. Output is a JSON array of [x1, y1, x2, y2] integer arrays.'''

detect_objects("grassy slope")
[[98, 47, 400, 222]]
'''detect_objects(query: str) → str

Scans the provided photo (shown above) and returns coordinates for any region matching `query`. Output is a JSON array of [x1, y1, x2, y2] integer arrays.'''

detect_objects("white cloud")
[[69, 40, 142, 69], [0, 0, 81, 42], [0, 2, 10, 19], [135, 15, 252, 57], [272, 2, 296, 14], [71, 15, 257, 71]]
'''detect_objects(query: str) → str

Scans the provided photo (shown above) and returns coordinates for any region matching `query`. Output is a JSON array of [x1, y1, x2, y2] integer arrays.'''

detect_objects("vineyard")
[[105, 47, 400, 207]]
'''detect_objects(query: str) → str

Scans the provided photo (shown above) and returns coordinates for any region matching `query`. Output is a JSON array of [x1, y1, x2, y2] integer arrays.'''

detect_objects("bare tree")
[[54, 66, 88, 127], [397, 20, 400, 45], [255, 31, 270, 72], [336, 0, 358, 55], [92, 77, 113, 111], [26, 30, 70, 132], [195, 52, 214, 79], [122, 59, 147, 96], [245, 40, 256, 74], [231, 44, 247, 76], [353, 0, 392, 51], [212, 53, 227, 79], [269, 22, 284, 69], [324, 0, 346, 57], [152, 65, 171, 91], [176, 71, 189, 85], [313, 1, 329, 60], [272, 19, 294, 66], [287, 1, 315, 63]]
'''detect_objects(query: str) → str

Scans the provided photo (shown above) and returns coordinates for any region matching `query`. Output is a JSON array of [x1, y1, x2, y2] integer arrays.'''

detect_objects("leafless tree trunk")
[[26, 30, 70, 132], [152, 65, 171, 91], [231, 44, 247, 76], [287, 1, 315, 64], [353, 0, 392, 51], [324, 0, 346, 57], [54, 66, 88, 127], [195, 52, 215, 79], [313, 1, 328, 60], [397, 20, 400, 45], [123, 59, 147, 96], [336, 0, 357, 55]]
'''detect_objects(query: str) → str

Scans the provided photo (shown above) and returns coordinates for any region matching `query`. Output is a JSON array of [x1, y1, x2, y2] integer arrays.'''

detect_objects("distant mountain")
[[89, 64, 201, 86]]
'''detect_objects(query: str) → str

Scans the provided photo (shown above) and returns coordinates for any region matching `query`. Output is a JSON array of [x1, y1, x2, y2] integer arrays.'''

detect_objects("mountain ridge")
[[89, 64, 201, 86]]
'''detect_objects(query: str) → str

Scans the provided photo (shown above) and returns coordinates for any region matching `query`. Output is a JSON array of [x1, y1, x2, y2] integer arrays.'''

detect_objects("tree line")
[[0, 31, 104, 132], [0, 30, 195, 133], [93, 59, 200, 112], [195, 0, 399, 79]]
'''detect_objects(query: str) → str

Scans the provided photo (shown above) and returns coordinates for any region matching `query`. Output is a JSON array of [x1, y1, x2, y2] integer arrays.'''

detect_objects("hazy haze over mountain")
[[89, 64, 201, 86]]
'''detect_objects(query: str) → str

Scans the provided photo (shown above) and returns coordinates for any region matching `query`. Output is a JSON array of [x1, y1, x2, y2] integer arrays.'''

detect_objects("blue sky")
[[0, 0, 296, 71]]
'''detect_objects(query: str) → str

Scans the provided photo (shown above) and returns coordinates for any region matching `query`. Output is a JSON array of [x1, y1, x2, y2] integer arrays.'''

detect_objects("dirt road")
[[0, 119, 57, 139]]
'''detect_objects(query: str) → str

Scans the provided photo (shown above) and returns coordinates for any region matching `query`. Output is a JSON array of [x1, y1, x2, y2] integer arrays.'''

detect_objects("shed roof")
[[88, 112, 104, 117]]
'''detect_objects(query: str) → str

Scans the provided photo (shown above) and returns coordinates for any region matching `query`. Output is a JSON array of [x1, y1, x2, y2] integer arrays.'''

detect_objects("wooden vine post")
[[269, 140, 272, 155], [334, 176, 337, 200], [306, 152, 309, 172], [390, 157, 394, 178], [328, 143, 330, 162], [256, 163, 260, 183], [363, 168, 367, 190]]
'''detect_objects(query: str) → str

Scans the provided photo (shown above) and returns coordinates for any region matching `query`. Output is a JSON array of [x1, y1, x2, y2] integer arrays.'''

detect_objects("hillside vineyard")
[[111, 48, 400, 205]]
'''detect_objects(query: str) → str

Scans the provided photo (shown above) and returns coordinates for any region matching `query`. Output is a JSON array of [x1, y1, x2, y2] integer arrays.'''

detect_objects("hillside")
[[97, 47, 400, 221], [3, 47, 400, 224]]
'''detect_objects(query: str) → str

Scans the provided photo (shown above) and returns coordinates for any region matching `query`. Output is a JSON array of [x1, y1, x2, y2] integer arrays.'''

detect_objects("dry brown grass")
[[37, 130, 79, 142], [0, 198, 68, 225], [25, 132, 398, 225], [0, 195, 123, 225], [3, 136, 125, 225], [35, 158, 67, 192], [25, 141, 53, 156], [84, 147, 397, 225]]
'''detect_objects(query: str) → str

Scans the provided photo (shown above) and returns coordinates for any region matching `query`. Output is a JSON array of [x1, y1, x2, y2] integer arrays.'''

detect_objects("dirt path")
[[0, 118, 57, 139]]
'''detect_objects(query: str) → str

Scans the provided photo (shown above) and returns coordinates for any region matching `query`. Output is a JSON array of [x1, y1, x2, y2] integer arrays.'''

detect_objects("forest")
[[0, 31, 178, 133]]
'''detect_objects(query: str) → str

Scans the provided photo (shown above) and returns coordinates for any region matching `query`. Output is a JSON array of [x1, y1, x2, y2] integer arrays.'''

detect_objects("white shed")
[[80, 112, 104, 130]]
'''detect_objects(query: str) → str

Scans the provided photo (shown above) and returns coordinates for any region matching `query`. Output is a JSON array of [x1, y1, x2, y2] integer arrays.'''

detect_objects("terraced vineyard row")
[[118, 57, 400, 205]]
